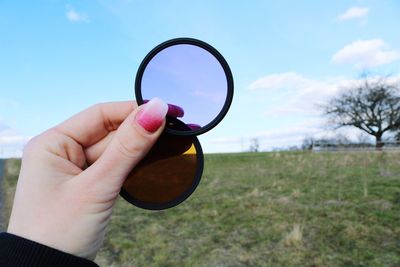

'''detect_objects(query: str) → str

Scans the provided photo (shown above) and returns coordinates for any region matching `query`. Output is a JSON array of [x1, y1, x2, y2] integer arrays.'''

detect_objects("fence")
[[1, 140, 400, 158], [311, 141, 400, 152]]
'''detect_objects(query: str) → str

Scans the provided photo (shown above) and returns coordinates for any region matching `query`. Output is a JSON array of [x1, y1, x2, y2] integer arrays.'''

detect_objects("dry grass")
[[0, 159, 20, 230], [1, 151, 400, 266], [283, 224, 303, 246]]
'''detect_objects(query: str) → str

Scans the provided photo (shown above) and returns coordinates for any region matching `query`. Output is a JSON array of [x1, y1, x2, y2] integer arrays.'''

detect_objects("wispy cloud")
[[0, 119, 31, 158], [192, 89, 225, 103], [248, 72, 314, 91], [248, 72, 400, 117], [214, 73, 400, 152], [66, 5, 89, 23], [0, 120, 11, 132], [206, 119, 331, 152], [332, 39, 400, 68], [338, 6, 369, 22], [247, 72, 342, 116], [0, 135, 30, 158], [0, 135, 30, 146], [205, 119, 376, 152], [211, 120, 323, 144]]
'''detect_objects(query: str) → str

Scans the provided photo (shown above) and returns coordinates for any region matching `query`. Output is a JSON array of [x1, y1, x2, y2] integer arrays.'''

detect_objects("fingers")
[[83, 102, 186, 164], [84, 122, 200, 165], [55, 101, 137, 148], [187, 123, 201, 130], [56, 100, 186, 150], [82, 98, 168, 188], [144, 100, 184, 117], [84, 131, 116, 165]]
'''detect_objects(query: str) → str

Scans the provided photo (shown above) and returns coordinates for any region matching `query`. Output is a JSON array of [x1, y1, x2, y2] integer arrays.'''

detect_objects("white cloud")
[[201, 73, 346, 152], [66, 5, 88, 22], [201, 73, 400, 153], [0, 120, 11, 132], [249, 72, 400, 117], [0, 119, 30, 158], [201, 73, 400, 152], [0, 135, 30, 146], [204, 119, 329, 152], [338, 7, 369, 21], [0, 136, 29, 158], [248, 72, 313, 91], [212, 120, 322, 144], [193, 89, 225, 103], [248, 72, 344, 117], [203, 119, 378, 153], [332, 39, 400, 68]]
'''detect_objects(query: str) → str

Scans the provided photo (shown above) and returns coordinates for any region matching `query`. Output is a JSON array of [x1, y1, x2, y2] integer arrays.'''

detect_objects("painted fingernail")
[[143, 99, 184, 118], [136, 97, 168, 133], [187, 123, 201, 130], [167, 104, 184, 118]]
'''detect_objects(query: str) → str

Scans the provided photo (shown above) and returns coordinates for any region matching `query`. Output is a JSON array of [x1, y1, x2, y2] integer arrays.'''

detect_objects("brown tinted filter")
[[121, 119, 202, 209]]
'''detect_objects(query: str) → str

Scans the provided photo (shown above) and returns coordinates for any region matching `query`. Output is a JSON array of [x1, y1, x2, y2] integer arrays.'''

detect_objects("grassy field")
[[1, 152, 400, 266], [0, 159, 20, 231]]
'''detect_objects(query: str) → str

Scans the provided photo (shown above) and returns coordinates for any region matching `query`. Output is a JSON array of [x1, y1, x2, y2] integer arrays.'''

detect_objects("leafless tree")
[[324, 75, 400, 149], [249, 138, 260, 152], [395, 131, 400, 142], [301, 137, 314, 150]]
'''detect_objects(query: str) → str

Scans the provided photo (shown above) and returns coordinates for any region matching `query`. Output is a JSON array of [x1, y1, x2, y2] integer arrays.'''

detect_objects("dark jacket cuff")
[[0, 232, 99, 267]]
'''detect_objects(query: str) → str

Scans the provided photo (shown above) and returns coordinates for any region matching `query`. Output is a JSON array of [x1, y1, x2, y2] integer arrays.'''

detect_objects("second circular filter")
[[120, 119, 204, 210]]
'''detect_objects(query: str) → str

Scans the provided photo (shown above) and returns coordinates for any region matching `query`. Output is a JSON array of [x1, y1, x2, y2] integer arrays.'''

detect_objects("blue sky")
[[1, 0, 400, 156]]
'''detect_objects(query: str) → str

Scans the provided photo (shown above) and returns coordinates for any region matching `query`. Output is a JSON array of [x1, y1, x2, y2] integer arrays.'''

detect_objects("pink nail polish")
[[136, 97, 168, 133], [187, 123, 201, 130], [143, 99, 184, 118], [167, 104, 184, 118]]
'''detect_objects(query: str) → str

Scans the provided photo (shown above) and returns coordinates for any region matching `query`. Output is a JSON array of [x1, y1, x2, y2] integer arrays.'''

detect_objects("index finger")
[[55, 101, 137, 148]]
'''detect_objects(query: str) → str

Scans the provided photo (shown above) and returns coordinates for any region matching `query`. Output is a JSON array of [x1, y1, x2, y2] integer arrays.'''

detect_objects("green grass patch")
[[0, 159, 21, 231], [2, 152, 400, 266]]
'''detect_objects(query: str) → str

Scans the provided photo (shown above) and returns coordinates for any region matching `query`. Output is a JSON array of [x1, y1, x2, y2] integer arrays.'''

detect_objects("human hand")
[[7, 98, 169, 260]]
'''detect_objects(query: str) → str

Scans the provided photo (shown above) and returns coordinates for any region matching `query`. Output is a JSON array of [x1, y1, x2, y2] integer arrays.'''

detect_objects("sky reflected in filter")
[[141, 44, 228, 129]]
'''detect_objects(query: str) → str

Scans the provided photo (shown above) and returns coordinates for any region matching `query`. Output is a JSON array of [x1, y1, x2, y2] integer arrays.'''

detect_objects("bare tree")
[[324, 76, 400, 149], [395, 131, 400, 142], [249, 138, 260, 152], [301, 137, 314, 150]]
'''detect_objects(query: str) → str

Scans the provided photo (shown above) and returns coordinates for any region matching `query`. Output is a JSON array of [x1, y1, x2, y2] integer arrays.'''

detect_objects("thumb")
[[83, 97, 168, 188]]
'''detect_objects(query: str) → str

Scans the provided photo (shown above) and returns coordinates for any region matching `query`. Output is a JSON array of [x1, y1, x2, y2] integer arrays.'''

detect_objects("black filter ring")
[[135, 37, 234, 136], [119, 118, 204, 210]]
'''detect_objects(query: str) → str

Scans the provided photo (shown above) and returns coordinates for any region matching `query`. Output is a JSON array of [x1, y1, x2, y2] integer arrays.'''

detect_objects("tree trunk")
[[375, 134, 383, 151]]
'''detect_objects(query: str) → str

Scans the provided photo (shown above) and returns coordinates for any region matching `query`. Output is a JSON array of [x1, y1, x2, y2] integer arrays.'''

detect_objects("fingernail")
[[167, 104, 184, 118], [143, 99, 184, 118], [136, 97, 168, 133], [187, 123, 201, 130]]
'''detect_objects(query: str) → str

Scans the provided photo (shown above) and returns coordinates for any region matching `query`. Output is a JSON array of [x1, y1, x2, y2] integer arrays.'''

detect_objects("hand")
[[7, 98, 169, 260]]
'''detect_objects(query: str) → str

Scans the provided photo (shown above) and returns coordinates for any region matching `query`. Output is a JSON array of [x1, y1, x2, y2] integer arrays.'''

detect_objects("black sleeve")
[[0, 232, 99, 267]]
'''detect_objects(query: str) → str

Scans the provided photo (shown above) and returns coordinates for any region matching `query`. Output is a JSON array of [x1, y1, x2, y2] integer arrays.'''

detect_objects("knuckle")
[[114, 134, 145, 160], [23, 130, 50, 152], [89, 103, 106, 116], [23, 128, 64, 156], [22, 130, 52, 158], [91, 102, 105, 110]]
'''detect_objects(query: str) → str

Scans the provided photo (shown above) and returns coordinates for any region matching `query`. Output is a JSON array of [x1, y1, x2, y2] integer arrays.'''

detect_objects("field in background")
[[1, 152, 400, 266], [0, 159, 20, 231]]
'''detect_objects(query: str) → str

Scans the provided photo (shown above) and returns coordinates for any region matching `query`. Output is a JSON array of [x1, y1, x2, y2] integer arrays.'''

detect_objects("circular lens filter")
[[135, 38, 234, 136], [120, 119, 204, 210]]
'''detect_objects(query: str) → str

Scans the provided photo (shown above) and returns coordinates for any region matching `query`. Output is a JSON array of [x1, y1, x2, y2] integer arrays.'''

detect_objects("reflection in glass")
[[141, 44, 228, 129]]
